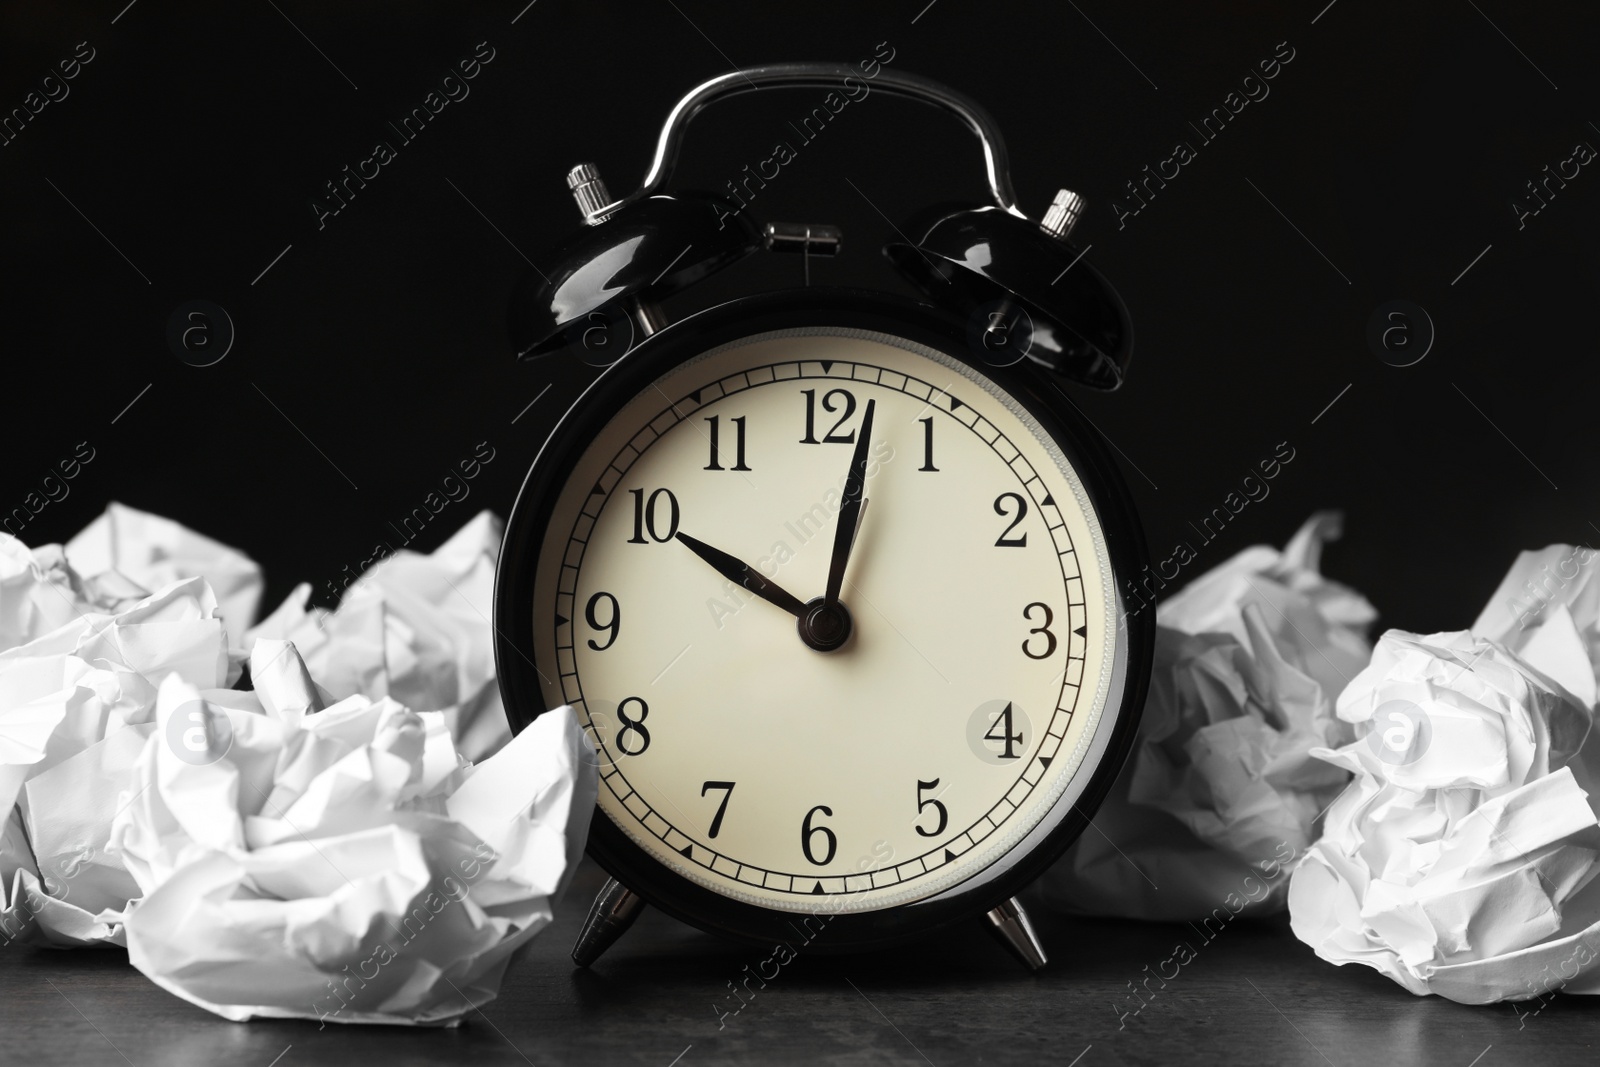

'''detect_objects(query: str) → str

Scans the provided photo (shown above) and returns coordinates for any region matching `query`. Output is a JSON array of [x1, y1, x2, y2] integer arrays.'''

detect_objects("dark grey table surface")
[[2, 857, 1596, 1066]]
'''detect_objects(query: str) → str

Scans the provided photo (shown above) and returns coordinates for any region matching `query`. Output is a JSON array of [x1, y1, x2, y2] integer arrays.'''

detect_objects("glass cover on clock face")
[[531, 329, 1118, 912]]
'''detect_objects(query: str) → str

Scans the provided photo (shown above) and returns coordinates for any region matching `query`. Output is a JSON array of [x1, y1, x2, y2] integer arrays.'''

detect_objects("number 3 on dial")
[[1021, 602, 1057, 660]]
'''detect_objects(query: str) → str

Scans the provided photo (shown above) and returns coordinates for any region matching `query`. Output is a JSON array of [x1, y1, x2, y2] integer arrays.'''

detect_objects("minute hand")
[[675, 532, 809, 618], [823, 398, 876, 607]]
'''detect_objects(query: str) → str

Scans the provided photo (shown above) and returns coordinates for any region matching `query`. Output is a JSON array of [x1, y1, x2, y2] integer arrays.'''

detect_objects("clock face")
[[530, 328, 1119, 913]]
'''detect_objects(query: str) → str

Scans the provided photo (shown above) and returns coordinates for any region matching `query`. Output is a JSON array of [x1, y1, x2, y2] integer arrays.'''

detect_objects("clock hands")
[[675, 531, 809, 619], [823, 397, 876, 608], [676, 398, 874, 653]]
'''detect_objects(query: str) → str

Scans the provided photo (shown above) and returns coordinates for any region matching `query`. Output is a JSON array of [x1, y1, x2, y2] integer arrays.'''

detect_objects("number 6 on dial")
[[802, 805, 837, 866]]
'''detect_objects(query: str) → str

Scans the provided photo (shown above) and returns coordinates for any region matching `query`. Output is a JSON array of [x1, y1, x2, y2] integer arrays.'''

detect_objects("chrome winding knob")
[[1039, 188, 1085, 240]]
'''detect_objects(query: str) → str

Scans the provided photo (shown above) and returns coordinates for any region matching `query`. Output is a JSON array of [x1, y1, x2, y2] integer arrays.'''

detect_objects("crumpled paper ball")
[[0, 506, 519, 952], [1039, 512, 1376, 920], [249, 511, 510, 760], [0, 506, 259, 945], [0, 532, 149, 652], [1160, 511, 1377, 697], [0, 505, 595, 1023], [1473, 543, 1600, 709], [111, 641, 596, 1026], [0, 577, 229, 946], [66, 502, 263, 636], [1288, 627, 1600, 1004]]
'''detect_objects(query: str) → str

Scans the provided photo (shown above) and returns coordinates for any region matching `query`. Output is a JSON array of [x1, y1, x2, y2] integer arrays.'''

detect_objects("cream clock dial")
[[530, 329, 1117, 913]]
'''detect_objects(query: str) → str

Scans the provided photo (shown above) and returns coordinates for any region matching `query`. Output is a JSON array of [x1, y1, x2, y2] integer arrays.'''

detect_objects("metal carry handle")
[[619, 62, 1028, 219]]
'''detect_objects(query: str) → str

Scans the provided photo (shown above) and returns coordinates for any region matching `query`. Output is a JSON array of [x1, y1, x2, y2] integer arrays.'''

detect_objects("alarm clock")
[[495, 63, 1153, 969]]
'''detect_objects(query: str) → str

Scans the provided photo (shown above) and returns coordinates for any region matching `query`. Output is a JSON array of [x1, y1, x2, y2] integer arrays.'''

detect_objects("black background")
[[3, 0, 1598, 635]]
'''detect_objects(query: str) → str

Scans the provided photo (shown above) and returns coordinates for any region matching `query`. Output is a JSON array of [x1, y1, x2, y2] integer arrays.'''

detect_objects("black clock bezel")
[[494, 287, 1154, 952]]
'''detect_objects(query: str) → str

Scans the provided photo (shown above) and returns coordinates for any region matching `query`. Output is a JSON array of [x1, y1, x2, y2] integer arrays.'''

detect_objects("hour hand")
[[675, 532, 808, 619]]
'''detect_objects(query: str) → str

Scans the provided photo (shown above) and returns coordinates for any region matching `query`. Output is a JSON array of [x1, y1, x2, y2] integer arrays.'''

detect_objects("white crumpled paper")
[[0, 575, 229, 946], [0, 507, 262, 946], [66, 502, 263, 636], [0, 506, 589, 1028], [0, 529, 161, 655], [1289, 618, 1600, 1005], [1040, 512, 1376, 920], [248, 511, 511, 760], [1473, 543, 1600, 710], [110, 637, 595, 1025], [1159, 511, 1377, 696]]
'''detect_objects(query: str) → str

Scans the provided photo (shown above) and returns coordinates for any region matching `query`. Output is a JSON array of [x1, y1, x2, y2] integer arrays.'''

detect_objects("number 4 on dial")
[[985, 703, 1023, 759]]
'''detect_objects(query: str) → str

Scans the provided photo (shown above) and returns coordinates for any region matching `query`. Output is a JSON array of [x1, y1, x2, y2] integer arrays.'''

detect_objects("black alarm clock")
[[494, 62, 1152, 969]]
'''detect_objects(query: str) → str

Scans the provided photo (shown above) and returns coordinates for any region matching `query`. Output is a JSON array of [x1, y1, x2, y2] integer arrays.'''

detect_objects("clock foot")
[[984, 896, 1048, 972], [571, 878, 646, 967]]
